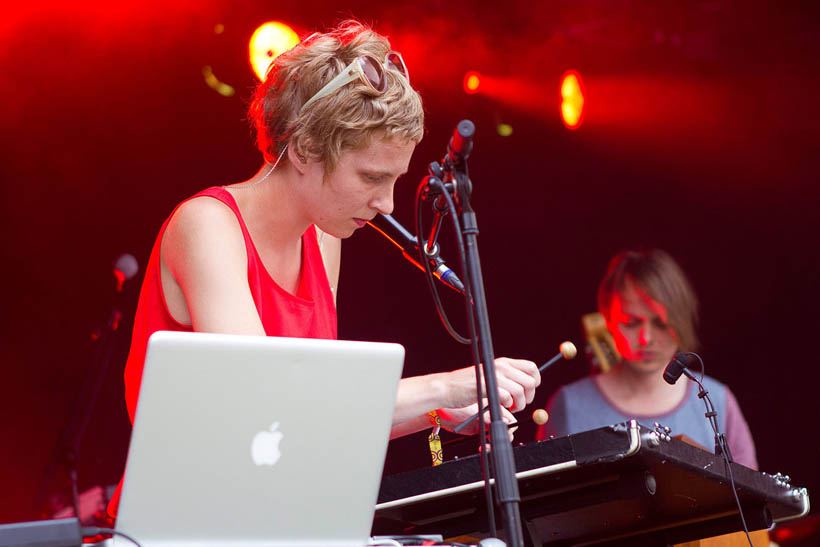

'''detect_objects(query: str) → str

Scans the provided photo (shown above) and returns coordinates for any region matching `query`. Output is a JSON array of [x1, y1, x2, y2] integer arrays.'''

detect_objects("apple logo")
[[251, 422, 284, 466]]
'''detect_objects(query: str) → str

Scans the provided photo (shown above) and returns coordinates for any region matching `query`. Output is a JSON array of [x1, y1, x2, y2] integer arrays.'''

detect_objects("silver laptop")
[[115, 331, 404, 547]]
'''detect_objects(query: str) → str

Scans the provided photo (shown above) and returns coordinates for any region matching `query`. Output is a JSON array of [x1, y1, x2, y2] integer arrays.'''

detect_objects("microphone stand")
[[665, 353, 752, 546], [419, 120, 525, 546], [34, 271, 130, 521]]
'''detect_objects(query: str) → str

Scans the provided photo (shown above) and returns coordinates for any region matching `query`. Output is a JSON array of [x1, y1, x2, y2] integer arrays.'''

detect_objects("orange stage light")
[[202, 65, 235, 97], [463, 71, 481, 94], [249, 21, 300, 81], [560, 70, 585, 130]]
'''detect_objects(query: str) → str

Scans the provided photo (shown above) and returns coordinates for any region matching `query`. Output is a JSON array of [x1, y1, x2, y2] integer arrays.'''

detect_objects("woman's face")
[[306, 136, 415, 238], [605, 278, 679, 375]]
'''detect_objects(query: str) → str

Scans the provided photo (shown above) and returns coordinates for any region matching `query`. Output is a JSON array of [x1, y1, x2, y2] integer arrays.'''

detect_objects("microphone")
[[446, 120, 475, 165], [113, 253, 139, 292], [663, 352, 738, 468], [367, 214, 465, 294], [663, 352, 696, 385]]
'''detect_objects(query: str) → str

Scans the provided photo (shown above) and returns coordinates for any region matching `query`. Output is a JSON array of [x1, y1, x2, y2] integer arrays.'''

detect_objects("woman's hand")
[[391, 356, 539, 439], [437, 402, 518, 440], [440, 357, 541, 412]]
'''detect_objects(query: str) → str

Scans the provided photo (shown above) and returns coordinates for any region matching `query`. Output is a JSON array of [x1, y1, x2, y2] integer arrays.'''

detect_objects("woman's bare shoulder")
[[162, 195, 246, 272]]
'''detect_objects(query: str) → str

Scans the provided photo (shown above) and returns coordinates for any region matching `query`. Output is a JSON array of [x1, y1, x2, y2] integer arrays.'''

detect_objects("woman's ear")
[[287, 144, 309, 174]]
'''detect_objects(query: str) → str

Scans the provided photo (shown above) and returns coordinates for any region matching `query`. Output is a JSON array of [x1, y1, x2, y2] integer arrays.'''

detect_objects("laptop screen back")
[[116, 331, 404, 546]]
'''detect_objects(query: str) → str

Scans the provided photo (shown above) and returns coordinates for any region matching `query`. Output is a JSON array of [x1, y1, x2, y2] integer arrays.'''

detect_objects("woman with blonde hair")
[[108, 20, 540, 519]]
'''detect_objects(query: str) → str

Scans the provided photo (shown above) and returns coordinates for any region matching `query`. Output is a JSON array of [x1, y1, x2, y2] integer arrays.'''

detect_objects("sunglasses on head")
[[299, 51, 409, 114]]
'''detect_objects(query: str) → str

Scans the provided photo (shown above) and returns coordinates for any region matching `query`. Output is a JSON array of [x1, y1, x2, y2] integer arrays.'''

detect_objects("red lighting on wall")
[[560, 70, 585, 130], [249, 21, 300, 81], [463, 71, 481, 94]]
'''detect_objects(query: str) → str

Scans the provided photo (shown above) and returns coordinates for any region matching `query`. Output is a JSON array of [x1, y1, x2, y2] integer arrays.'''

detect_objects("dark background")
[[2, 0, 818, 536]]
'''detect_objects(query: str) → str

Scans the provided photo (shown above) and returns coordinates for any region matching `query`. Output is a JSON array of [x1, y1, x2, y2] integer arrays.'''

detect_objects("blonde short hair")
[[598, 249, 700, 352], [248, 20, 424, 173]]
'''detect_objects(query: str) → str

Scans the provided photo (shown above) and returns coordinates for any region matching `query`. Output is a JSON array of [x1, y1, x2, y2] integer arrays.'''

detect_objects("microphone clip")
[[420, 171, 457, 203]]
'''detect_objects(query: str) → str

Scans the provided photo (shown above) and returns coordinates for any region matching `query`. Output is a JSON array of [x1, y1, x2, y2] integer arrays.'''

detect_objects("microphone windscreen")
[[663, 360, 685, 385], [449, 120, 475, 160], [662, 352, 694, 385], [114, 253, 139, 280]]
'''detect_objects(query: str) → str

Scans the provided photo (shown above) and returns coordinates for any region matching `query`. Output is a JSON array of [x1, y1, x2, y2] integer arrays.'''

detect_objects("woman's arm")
[[161, 202, 538, 439], [160, 196, 266, 335]]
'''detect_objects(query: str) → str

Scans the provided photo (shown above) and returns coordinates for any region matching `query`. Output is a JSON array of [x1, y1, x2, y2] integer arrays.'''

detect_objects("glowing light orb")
[[560, 70, 585, 129], [463, 71, 481, 94], [249, 21, 300, 81], [202, 66, 235, 97], [497, 123, 513, 137]]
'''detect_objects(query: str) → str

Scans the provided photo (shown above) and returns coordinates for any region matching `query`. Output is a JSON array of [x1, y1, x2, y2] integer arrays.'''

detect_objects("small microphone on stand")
[[446, 120, 475, 165], [104, 254, 139, 333], [662, 352, 697, 385], [367, 214, 465, 294], [113, 253, 139, 293], [53, 252, 140, 521], [661, 350, 752, 540], [662, 352, 734, 461]]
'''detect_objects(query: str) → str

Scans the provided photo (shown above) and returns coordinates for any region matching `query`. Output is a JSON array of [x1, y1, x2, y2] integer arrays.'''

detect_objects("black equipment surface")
[[373, 421, 810, 546]]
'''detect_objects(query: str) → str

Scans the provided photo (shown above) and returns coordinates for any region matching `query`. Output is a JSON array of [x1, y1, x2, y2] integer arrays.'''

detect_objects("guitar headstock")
[[581, 312, 621, 372]]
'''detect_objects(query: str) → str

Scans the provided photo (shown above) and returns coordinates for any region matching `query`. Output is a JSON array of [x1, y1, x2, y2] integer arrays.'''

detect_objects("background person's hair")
[[597, 249, 700, 352], [248, 20, 424, 173]]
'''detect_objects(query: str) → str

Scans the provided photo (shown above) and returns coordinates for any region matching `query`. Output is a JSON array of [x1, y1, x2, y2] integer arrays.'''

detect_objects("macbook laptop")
[[115, 331, 404, 546]]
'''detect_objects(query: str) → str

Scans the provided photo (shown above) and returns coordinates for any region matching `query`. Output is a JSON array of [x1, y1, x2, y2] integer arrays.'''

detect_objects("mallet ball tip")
[[532, 409, 549, 426], [560, 341, 577, 359]]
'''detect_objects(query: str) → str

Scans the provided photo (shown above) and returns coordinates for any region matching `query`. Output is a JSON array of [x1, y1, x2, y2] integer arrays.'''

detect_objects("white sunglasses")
[[299, 51, 409, 114]]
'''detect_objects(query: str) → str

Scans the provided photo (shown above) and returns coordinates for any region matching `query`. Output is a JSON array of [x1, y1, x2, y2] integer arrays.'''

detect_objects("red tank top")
[[108, 186, 337, 518], [123, 186, 337, 421]]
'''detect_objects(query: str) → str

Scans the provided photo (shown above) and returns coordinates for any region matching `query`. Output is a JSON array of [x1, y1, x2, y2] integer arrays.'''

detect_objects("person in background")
[[536, 249, 757, 469]]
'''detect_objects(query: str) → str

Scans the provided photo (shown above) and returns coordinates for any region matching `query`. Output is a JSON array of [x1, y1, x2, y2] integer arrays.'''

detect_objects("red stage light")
[[249, 21, 300, 81], [560, 70, 585, 130], [463, 71, 481, 94]]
